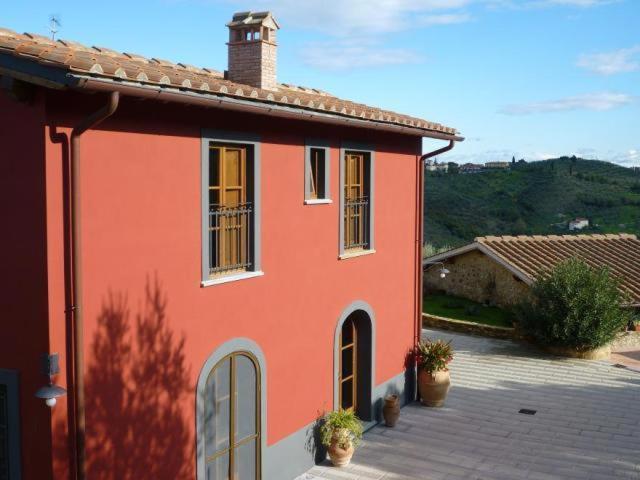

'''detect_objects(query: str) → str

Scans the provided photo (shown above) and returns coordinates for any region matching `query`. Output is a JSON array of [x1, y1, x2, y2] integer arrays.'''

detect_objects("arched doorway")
[[335, 303, 374, 421], [204, 352, 260, 479], [196, 339, 266, 480]]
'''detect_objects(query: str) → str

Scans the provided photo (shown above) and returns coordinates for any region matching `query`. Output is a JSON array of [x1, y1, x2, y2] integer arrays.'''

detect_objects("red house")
[[0, 12, 462, 480]]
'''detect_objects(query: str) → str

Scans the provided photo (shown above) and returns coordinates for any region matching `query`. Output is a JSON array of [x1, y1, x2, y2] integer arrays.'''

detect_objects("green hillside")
[[424, 157, 640, 249]]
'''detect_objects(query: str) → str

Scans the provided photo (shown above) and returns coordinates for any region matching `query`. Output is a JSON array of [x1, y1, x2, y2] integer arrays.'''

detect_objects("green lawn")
[[423, 293, 514, 328]]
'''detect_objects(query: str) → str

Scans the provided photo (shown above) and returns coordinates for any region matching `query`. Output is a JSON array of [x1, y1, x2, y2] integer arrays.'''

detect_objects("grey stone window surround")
[[201, 129, 263, 287], [339, 142, 376, 258], [195, 338, 267, 480], [0, 369, 21, 480], [304, 139, 331, 204]]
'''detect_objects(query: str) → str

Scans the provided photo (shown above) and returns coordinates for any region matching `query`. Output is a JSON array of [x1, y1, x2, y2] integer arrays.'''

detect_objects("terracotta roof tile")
[[0, 27, 459, 137], [475, 234, 640, 304]]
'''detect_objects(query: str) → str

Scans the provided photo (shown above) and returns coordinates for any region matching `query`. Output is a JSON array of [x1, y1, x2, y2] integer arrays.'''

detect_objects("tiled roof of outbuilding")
[[0, 27, 459, 138], [426, 234, 640, 305]]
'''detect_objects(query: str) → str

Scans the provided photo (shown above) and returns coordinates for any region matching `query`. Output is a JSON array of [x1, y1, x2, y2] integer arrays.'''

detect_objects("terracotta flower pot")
[[418, 369, 451, 407], [327, 433, 354, 467], [383, 394, 400, 427]]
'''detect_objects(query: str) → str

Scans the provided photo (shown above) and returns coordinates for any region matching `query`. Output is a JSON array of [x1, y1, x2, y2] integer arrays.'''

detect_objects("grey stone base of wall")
[[543, 344, 611, 360], [422, 313, 515, 339], [265, 369, 414, 480]]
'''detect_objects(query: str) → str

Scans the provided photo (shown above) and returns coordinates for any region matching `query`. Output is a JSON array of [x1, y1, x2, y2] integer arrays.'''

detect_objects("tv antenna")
[[49, 15, 61, 40]]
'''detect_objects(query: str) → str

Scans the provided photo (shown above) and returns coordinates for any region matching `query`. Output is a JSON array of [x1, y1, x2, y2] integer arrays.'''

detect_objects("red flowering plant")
[[415, 339, 453, 374]]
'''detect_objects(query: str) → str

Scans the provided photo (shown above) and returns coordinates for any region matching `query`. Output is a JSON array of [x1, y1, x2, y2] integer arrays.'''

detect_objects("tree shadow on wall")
[[55, 278, 194, 480]]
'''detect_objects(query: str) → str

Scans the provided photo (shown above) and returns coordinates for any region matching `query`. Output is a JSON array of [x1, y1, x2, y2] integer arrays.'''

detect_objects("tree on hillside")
[[570, 155, 577, 176], [512, 156, 516, 164]]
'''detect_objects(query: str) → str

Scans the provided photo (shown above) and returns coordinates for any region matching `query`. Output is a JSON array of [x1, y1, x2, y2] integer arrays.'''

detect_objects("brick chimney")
[[227, 11, 280, 91]]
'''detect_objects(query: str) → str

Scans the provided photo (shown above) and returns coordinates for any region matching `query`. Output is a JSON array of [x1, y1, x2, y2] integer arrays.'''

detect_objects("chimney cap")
[[227, 11, 280, 30]]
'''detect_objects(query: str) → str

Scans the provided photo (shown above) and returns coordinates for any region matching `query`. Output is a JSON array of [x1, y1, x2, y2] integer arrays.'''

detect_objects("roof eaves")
[[423, 241, 533, 285], [0, 51, 79, 89], [69, 74, 464, 140]]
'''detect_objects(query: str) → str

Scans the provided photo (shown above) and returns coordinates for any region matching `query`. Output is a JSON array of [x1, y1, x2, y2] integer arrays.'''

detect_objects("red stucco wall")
[[21, 89, 420, 479], [0, 89, 53, 480]]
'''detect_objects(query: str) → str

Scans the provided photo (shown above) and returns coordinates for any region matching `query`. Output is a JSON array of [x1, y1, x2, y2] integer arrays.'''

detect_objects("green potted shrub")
[[416, 338, 453, 407], [320, 409, 363, 467], [516, 258, 631, 358]]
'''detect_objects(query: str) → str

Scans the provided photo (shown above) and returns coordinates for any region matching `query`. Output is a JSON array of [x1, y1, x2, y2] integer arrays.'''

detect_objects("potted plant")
[[320, 409, 363, 467], [416, 338, 453, 407]]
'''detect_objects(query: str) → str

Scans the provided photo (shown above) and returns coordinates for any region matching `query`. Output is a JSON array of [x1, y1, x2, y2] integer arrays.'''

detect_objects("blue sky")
[[4, 0, 639, 166]]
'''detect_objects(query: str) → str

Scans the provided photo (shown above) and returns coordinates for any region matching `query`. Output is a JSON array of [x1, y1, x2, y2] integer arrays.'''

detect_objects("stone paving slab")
[[304, 329, 640, 480]]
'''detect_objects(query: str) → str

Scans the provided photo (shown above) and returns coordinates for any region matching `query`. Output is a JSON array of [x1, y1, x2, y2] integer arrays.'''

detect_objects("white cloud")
[[419, 13, 473, 25], [222, 0, 474, 70], [303, 39, 421, 70], [514, 0, 618, 7], [535, 0, 613, 5], [577, 46, 640, 75], [227, 0, 473, 35], [499, 92, 636, 115], [219, 0, 617, 70], [611, 149, 640, 167]]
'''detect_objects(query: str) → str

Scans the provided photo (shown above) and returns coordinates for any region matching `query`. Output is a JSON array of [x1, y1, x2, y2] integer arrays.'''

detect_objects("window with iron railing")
[[343, 151, 371, 251], [207, 143, 255, 278]]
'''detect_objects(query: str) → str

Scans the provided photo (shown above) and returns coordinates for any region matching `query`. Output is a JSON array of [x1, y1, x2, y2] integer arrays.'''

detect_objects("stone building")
[[424, 234, 640, 310]]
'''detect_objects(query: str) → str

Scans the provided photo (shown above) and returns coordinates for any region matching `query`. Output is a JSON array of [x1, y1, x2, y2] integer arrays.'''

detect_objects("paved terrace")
[[304, 329, 640, 480]]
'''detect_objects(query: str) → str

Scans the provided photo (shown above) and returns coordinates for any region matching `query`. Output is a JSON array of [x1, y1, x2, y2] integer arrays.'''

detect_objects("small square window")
[[305, 144, 330, 203]]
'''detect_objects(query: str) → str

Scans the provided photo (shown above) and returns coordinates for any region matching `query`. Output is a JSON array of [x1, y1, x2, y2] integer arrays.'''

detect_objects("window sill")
[[339, 249, 376, 260], [304, 199, 333, 205], [201, 271, 264, 287]]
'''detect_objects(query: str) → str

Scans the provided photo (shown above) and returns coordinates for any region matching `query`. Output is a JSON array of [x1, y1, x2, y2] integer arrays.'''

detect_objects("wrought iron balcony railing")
[[208, 203, 253, 276], [344, 196, 369, 250]]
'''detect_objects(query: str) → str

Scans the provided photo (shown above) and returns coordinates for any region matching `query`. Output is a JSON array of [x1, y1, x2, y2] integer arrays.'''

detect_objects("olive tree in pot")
[[320, 410, 363, 467], [416, 339, 454, 407], [515, 258, 631, 359]]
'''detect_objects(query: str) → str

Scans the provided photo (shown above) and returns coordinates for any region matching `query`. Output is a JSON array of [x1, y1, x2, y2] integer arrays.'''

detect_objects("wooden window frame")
[[339, 145, 375, 258], [205, 352, 261, 480], [304, 142, 331, 204], [201, 130, 262, 287], [338, 319, 358, 412], [208, 144, 251, 277]]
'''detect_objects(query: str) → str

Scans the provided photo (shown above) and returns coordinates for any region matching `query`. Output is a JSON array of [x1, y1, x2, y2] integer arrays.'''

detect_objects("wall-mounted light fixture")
[[35, 353, 67, 407], [425, 261, 450, 280]]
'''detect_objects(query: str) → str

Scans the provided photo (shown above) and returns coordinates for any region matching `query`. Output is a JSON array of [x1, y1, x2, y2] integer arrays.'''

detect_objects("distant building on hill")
[[485, 161, 510, 169], [425, 158, 448, 172], [569, 218, 589, 231], [460, 163, 483, 174], [423, 234, 640, 310]]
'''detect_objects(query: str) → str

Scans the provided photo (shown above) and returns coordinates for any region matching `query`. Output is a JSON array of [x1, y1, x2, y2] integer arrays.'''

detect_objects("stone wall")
[[422, 313, 515, 339], [424, 250, 531, 309]]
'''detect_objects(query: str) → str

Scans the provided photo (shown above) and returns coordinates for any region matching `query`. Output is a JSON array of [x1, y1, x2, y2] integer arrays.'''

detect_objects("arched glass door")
[[339, 318, 358, 411], [204, 352, 260, 479]]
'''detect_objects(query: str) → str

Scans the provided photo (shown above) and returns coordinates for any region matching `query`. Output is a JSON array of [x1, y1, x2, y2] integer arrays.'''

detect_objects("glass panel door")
[[205, 353, 260, 479], [339, 319, 358, 411]]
